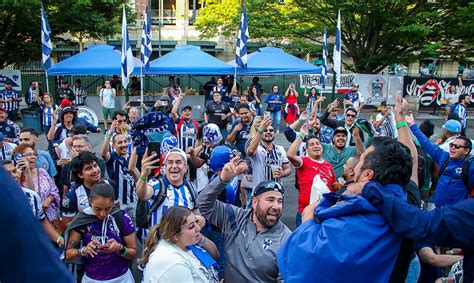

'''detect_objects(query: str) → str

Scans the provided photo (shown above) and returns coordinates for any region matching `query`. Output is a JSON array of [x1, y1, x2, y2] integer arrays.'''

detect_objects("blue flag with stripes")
[[235, 7, 249, 70], [41, 3, 52, 71], [321, 26, 328, 87], [141, 6, 152, 71], [121, 6, 134, 88]]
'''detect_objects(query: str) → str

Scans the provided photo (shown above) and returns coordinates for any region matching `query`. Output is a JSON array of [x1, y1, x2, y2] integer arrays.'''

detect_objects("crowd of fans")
[[0, 75, 472, 283]]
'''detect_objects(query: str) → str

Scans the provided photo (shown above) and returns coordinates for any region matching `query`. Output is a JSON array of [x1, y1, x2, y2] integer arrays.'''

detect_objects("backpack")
[[438, 156, 473, 196], [416, 147, 429, 189], [135, 176, 197, 229]]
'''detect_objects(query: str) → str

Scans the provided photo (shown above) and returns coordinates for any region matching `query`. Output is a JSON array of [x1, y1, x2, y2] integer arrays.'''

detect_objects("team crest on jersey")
[[262, 238, 272, 250], [62, 197, 70, 208], [455, 167, 463, 174], [5, 127, 10, 131]]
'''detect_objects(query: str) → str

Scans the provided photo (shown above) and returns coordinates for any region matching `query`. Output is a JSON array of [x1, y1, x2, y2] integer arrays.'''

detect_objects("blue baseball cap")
[[442, 119, 461, 133]]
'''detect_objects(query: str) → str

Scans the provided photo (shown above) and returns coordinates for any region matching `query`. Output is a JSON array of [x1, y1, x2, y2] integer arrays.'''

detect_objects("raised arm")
[[352, 126, 365, 155], [136, 151, 160, 200], [287, 125, 307, 168], [101, 121, 118, 162], [394, 96, 418, 185], [198, 157, 247, 232], [171, 94, 183, 121], [246, 116, 271, 157]]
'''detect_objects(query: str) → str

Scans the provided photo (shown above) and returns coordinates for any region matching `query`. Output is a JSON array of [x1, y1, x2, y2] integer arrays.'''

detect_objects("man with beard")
[[101, 120, 137, 221], [340, 155, 360, 185], [247, 116, 291, 191], [287, 126, 338, 227], [198, 156, 291, 282], [205, 91, 231, 138], [321, 126, 364, 179]]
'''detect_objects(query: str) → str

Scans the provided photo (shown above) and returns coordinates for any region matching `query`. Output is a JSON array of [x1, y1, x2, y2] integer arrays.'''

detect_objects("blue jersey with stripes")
[[142, 176, 197, 240], [41, 105, 57, 127], [452, 103, 467, 129], [0, 88, 20, 111], [105, 152, 137, 206]]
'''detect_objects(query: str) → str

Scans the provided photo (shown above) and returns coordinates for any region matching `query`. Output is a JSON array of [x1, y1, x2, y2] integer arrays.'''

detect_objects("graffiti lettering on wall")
[[299, 74, 399, 106], [403, 77, 474, 108]]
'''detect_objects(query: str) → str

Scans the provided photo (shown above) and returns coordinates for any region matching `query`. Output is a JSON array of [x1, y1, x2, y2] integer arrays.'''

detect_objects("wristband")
[[140, 175, 147, 182], [56, 235, 64, 244], [119, 245, 128, 257], [296, 133, 305, 140], [257, 127, 265, 134], [396, 121, 408, 129]]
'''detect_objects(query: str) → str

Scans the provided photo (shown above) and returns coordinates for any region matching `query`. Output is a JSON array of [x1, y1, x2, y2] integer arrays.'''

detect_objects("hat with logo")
[[333, 126, 348, 136], [442, 119, 461, 133]]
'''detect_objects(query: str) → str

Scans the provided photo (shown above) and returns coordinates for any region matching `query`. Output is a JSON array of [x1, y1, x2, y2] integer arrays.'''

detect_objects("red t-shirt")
[[296, 156, 336, 212]]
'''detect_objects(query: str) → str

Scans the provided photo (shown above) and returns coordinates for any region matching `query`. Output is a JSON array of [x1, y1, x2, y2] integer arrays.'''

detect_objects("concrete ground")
[[35, 111, 472, 231]]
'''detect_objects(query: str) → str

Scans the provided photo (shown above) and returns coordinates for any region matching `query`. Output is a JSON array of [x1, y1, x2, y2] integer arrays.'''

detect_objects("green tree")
[[0, 0, 134, 68], [196, 0, 471, 73]]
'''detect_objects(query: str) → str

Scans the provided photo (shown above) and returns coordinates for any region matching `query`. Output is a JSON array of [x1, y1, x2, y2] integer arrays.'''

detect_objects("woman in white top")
[[444, 84, 460, 118], [141, 206, 219, 283]]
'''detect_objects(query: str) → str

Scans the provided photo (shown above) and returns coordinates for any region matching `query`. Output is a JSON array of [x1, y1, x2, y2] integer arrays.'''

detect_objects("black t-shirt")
[[389, 180, 422, 282], [416, 245, 444, 283], [205, 101, 231, 129]]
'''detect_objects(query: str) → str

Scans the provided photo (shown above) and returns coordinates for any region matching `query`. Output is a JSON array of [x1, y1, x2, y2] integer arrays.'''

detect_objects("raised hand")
[[300, 124, 309, 137], [405, 113, 415, 126], [140, 150, 160, 177], [220, 156, 247, 182], [299, 110, 309, 121]]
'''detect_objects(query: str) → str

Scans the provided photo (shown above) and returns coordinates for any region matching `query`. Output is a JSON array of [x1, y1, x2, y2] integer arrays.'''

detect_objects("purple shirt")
[[74, 211, 135, 280]]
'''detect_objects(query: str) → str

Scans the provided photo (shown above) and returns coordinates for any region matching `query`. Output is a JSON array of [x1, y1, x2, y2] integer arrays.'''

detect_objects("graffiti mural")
[[403, 77, 474, 108]]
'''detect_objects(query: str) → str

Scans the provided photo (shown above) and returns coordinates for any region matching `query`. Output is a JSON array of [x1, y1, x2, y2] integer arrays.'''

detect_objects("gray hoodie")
[[198, 176, 291, 283]]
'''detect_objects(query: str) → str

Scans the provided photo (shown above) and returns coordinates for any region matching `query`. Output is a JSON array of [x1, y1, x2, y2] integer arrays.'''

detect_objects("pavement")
[[34, 111, 472, 231]]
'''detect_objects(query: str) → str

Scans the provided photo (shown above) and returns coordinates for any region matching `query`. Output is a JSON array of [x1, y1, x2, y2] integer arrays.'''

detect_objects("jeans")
[[202, 229, 225, 278], [295, 211, 302, 228], [270, 110, 281, 131], [405, 255, 420, 283]]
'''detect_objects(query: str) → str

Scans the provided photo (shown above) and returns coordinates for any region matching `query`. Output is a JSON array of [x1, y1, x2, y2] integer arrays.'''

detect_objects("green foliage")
[[0, 0, 135, 68], [195, 0, 474, 73]]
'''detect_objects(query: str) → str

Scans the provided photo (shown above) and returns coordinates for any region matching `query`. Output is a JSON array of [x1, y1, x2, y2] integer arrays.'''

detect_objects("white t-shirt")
[[99, 88, 116, 109], [250, 143, 289, 191], [143, 240, 212, 283], [375, 111, 398, 139]]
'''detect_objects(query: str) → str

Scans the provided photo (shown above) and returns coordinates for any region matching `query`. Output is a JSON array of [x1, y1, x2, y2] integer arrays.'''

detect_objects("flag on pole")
[[121, 6, 134, 88], [235, 7, 249, 70], [321, 26, 328, 87], [140, 6, 152, 71], [333, 10, 341, 86], [41, 3, 52, 71]]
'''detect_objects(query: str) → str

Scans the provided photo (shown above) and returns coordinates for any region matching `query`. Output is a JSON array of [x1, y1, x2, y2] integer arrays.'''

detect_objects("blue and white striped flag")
[[235, 7, 249, 70], [121, 6, 134, 88], [140, 6, 152, 71], [41, 3, 52, 71], [333, 10, 341, 86], [321, 26, 328, 87]]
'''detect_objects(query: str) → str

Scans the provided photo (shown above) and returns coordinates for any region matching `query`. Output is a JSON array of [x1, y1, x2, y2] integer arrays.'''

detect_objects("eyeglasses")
[[449, 143, 467, 149], [346, 114, 356, 118], [22, 153, 37, 157]]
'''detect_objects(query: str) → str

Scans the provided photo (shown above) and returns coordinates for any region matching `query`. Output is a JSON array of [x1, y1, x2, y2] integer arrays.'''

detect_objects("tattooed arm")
[[65, 230, 83, 261]]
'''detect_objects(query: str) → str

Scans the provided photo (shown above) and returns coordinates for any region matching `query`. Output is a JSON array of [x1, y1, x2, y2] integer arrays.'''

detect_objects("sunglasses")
[[253, 181, 285, 197], [449, 143, 467, 149], [346, 114, 356, 118], [266, 128, 275, 132], [116, 119, 127, 123]]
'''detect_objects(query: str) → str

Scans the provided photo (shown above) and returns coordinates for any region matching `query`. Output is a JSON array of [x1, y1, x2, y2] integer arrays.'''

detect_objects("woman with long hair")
[[39, 93, 58, 135], [13, 144, 60, 224], [65, 182, 136, 282], [141, 206, 219, 282], [284, 83, 300, 126], [248, 85, 262, 115]]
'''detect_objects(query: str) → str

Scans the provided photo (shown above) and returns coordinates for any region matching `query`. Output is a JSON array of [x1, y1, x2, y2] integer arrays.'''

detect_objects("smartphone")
[[148, 141, 161, 158], [130, 100, 140, 107], [13, 153, 23, 167]]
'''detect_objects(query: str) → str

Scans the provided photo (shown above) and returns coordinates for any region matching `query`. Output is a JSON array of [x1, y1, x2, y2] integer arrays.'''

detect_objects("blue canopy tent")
[[146, 45, 234, 75], [228, 47, 322, 75], [48, 44, 141, 75]]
